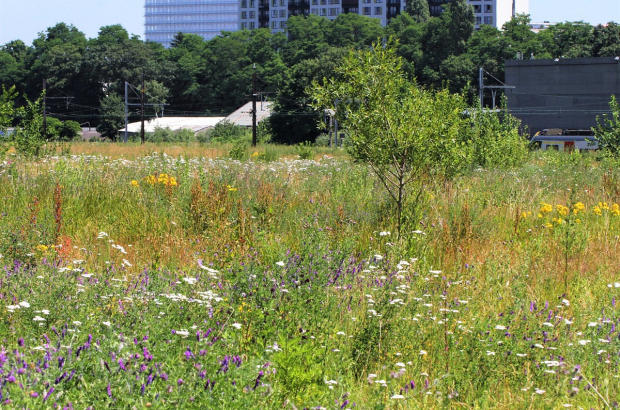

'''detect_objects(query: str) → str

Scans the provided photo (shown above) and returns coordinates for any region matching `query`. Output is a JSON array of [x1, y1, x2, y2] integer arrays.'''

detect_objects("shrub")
[[295, 141, 314, 159]]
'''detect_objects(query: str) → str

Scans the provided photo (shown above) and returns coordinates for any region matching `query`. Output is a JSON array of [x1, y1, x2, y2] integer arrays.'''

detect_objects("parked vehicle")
[[530, 129, 598, 151]]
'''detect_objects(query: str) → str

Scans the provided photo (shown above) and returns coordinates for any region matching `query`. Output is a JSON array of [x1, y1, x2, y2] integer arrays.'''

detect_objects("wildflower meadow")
[[1, 144, 619, 409]]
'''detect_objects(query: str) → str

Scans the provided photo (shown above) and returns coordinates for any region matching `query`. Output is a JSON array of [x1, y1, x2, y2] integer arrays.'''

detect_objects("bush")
[[207, 120, 248, 143], [59, 120, 82, 141], [314, 133, 331, 147], [295, 141, 314, 159], [228, 139, 250, 161], [594, 95, 620, 159], [146, 127, 196, 143]]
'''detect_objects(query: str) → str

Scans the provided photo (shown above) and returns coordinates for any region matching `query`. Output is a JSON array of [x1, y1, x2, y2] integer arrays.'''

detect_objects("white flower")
[[391, 394, 405, 399], [176, 330, 190, 337], [419, 350, 428, 355], [82, 273, 93, 278], [516, 353, 527, 357], [486, 351, 495, 356], [41, 310, 50, 315], [182, 277, 197, 285], [564, 319, 573, 325], [599, 339, 610, 343], [275, 261, 285, 267], [325, 380, 338, 385], [379, 231, 390, 236], [232, 323, 242, 329], [102, 321, 112, 327], [368, 374, 377, 378], [494, 325, 507, 330], [19, 301, 30, 308], [429, 270, 442, 274], [336, 331, 346, 336], [73, 321, 82, 326], [561, 299, 570, 306], [122, 259, 132, 267], [542, 322, 554, 327], [395, 362, 406, 367], [578, 340, 590, 345], [588, 322, 598, 327], [533, 344, 544, 349], [534, 389, 545, 394], [33, 316, 46, 322]]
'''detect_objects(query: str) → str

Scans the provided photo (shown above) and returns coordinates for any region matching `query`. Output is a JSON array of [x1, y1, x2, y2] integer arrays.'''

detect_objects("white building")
[[468, 0, 530, 30]]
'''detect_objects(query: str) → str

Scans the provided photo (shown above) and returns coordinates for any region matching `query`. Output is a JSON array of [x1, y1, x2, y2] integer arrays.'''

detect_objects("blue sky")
[[1, 0, 619, 45]]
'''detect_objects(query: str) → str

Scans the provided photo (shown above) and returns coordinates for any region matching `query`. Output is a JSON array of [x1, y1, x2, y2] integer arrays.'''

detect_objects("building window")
[[250, 22, 255, 29], [374, 0, 382, 3], [272, 0, 277, 5], [241, 11, 248, 18], [363, 6, 371, 14], [272, 21, 278, 28], [473, 5, 480, 12], [320, 8, 326, 15], [280, 21, 286, 28], [311, 7, 318, 13], [249, 10, 255, 18], [362, 0, 371, 3], [312, 0, 318, 4], [374, 6, 382, 14], [475, 16, 481, 25], [329, 0, 339, 4], [250, 0, 255, 7], [320, 0, 327, 4], [242, 22, 248, 29], [242, 0, 247, 7], [484, 16, 493, 25], [484, 4, 492, 12], [272, 9, 278, 17], [329, 7, 337, 15]]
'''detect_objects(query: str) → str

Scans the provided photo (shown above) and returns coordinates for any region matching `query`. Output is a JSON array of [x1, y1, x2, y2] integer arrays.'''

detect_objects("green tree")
[[591, 22, 620, 57], [594, 96, 620, 159], [538, 21, 593, 58], [445, 0, 475, 55], [59, 120, 82, 141], [327, 13, 383, 49], [97, 93, 124, 141], [310, 40, 472, 236], [405, 0, 430, 23], [145, 80, 169, 117], [11, 97, 45, 157]]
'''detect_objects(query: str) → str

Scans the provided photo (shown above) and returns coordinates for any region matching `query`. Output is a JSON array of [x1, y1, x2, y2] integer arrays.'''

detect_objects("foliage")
[[203, 120, 248, 143], [59, 120, 82, 141], [468, 107, 529, 168], [228, 138, 250, 160], [405, 0, 430, 23], [311, 40, 472, 237], [295, 141, 314, 159], [594, 95, 620, 159], [96, 93, 124, 141], [11, 97, 45, 157]]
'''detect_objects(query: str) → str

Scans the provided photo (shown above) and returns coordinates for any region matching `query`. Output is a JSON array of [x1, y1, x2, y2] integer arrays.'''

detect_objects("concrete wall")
[[505, 57, 620, 135]]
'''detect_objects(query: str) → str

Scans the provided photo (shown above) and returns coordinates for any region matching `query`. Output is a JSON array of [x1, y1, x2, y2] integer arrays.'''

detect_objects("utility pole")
[[141, 73, 145, 144], [125, 81, 128, 143], [479, 67, 484, 109], [43, 79, 47, 139], [252, 64, 257, 147]]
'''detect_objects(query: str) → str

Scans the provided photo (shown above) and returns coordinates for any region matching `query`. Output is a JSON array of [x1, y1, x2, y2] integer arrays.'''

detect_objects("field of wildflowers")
[[0, 145, 619, 409]]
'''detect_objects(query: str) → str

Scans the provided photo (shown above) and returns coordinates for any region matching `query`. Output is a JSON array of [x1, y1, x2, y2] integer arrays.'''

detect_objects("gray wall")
[[505, 58, 620, 135]]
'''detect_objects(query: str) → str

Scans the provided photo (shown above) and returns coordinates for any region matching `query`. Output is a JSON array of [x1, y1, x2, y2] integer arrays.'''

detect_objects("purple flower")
[[107, 383, 112, 397], [341, 400, 349, 409], [177, 379, 184, 386], [44, 387, 54, 402], [30, 392, 39, 398], [17, 338, 24, 347], [160, 373, 168, 381]]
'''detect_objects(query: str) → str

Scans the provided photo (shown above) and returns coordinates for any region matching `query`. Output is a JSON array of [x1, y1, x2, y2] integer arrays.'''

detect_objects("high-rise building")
[[145, 0, 239, 46], [144, 0, 529, 47]]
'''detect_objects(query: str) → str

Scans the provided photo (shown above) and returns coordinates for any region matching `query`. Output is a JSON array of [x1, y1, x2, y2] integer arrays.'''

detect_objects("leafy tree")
[[0, 86, 19, 155], [145, 80, 169, 117], [12, 97, 45, 157], [310, 40, 472, 236], [97, 94, 124, 141], [445, 0, 475, 55], [282, 14, 332, 66], [594, 96, 620, 159], [405, 0, 430, 23], [327, 13, 383, 49], [591, 22, 620, 57], [271, 47, 347, 144], [538, 22, 593, 58]]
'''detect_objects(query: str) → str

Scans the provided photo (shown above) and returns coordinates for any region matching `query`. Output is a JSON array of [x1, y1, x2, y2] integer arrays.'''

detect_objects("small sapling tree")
[[310, 40, 471, 238]]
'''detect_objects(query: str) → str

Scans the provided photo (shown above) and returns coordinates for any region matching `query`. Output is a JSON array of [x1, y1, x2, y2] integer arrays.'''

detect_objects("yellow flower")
[[544, 222, 553, 228], [556, 205, 569, 217], [36, 244, 49, 252], [520, 212, 528, 219], [227, 185, 237, 192], [575, 219, 581, 224], [593, 206, 602, 216], [130, 180, 139, 187], [538, 213, 543, 219], [540, 202, 553, 214], [573, 202, 585, 213]]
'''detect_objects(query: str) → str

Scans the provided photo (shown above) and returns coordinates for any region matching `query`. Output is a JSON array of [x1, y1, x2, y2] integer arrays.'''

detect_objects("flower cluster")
[[131, 173, 178, 188]]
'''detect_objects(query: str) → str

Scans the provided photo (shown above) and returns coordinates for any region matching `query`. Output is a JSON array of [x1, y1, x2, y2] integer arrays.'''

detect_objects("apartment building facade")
[[145, 0, 529, 47]]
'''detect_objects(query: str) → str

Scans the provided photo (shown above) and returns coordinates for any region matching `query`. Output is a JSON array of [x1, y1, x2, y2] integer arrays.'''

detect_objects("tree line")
[[1, 0, 619, 143]]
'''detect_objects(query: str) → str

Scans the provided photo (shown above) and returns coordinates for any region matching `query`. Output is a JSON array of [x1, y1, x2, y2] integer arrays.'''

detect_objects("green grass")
[[0, 148, 619, 409]]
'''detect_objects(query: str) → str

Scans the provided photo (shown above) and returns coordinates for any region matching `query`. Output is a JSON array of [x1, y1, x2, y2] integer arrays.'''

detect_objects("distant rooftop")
[[121, 117, 226, 134], [225, 101, 272, 127]]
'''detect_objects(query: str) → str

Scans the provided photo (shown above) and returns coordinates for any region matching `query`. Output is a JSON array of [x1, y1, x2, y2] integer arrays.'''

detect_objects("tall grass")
[[0, 148, 619, 409]]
